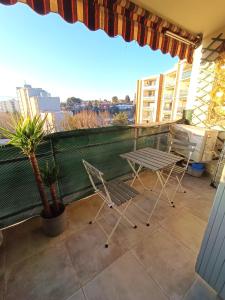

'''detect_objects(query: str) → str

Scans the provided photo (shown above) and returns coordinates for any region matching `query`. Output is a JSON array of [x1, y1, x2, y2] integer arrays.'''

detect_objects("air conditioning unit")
[[170, 124, 218, 162]]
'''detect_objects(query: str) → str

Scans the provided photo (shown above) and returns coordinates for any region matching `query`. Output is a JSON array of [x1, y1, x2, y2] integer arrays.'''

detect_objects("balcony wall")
[[0, 124, 173, 228]]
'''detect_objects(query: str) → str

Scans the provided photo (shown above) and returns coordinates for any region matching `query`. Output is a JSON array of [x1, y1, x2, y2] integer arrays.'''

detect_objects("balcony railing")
[[164, 81, 176, 88], [143, 85, 157, 90], [182, 70, 191, 80], [179, 90, 188, 98], [143, 96, 155, 100], [163, 95, 173, 101], [143, 106, 154, 110], [0, 124, 173, 227]]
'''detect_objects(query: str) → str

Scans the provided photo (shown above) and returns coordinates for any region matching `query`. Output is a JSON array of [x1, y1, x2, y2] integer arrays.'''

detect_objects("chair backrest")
[[82, 160, 113, 206], [169, 125, 190, 143], [168, 138, 196, 168]]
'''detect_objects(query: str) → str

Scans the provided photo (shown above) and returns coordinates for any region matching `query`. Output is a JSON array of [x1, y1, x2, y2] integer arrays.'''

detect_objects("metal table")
[[121, 147, 183, 225]]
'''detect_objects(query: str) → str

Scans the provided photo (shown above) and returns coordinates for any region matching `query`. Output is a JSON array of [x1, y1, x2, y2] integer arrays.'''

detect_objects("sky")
[[0, 3, 178, 102]]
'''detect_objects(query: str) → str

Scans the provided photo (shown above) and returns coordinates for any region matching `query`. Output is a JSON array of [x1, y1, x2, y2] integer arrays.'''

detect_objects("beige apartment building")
[[136, 60, 192, 124], [17, 84, 61, 118]]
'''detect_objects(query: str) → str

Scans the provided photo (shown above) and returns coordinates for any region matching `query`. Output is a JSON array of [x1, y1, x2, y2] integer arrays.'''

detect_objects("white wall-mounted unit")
[[170, 124, 218, 162]]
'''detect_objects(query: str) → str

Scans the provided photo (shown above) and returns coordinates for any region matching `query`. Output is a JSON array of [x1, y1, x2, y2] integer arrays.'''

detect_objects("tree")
[[112, 112, 129, 125], [112, 96, 119, 104], [125, 95, 131, 103], [61, 111, 110, 130], [66, 97, 82, 110], [0, 115, 52, 217], [94, 100, 100, 107], [0, 112, 17, 137]]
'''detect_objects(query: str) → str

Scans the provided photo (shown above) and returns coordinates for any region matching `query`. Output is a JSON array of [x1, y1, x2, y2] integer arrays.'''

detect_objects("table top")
[[120, 147, 183, 171]]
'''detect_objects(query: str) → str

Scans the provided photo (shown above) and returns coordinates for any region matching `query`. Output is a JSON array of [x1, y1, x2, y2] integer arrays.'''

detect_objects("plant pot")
[[41, 206, 67, 237]]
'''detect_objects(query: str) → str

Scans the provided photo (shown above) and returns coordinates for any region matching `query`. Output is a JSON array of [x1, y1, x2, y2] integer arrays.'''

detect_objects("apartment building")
[[136, 75, 163, 124], [0, 98, 20, 113], [136, 61, 192, 124], [17, 84, 60, 118]]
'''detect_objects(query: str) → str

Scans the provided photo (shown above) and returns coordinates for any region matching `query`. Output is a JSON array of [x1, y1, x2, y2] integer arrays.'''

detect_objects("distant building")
[[0, 98, 19, 113], [41, 111, 72, 133], [136, 74, 163, 124], [136, 60, 192, 124], [16, 84, 60, 118]]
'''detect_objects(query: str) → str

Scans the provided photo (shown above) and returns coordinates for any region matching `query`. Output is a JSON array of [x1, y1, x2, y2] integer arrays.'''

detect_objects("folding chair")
[[153, 137, 196, 205], [83, 160, 139, 248]]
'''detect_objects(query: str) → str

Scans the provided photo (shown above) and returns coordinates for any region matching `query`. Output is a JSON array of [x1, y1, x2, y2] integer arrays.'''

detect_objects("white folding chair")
[[83, 160, 139, 248], [154, 137, 196, 205]]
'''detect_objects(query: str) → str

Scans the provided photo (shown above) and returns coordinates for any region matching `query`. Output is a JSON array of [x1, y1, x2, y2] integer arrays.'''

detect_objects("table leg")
[[127, 160, 150, 190], [146, 164, 175, 226]]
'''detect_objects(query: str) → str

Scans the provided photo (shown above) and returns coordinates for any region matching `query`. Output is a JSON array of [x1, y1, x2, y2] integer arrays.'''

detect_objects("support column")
[[186, 45, 203, 110]]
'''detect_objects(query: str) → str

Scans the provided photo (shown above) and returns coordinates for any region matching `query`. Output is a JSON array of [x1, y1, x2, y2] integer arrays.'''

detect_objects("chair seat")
[[163, 164, 185, 174], [99, 179, 139, 206]]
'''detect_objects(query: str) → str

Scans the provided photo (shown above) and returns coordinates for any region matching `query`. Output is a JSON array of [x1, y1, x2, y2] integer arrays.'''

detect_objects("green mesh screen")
[[0, 125, 169, 227]]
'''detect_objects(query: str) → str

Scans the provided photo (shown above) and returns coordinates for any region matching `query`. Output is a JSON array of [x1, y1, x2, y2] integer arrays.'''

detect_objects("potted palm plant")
[[0, 115, 66, 236], [41, 162, 66, 236]]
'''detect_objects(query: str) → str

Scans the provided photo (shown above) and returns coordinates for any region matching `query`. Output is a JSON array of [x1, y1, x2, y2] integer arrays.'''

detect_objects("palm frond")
[[41, 161, 59, 187], [0, 115, 47, 155]]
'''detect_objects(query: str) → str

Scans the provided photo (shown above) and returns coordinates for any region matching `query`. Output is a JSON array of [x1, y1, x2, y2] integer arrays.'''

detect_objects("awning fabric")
[[0, 0, 201, 63]]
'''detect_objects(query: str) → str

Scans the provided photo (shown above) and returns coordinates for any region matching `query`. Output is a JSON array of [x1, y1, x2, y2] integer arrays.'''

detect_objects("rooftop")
[[0, 170, 218, 300]]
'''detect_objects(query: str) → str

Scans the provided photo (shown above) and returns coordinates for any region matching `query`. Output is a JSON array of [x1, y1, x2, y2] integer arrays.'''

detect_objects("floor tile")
[[132, 194, 180, 225], [0, 241, 5, 277], [181, 196, 213, 222], [99, 209, 159, 251], [160, 208, 207, 254], [67, 195, 109, 233], [1, 172, 215, 300], [67, 289, 86, 300], [184, 277, 219, 300], [66, 223, 125, 285], [0, 274, 4, 300], [84, 251, 168, 300], [6, 242, 80, 300], [4, 217, 62, 270], [133, 227, 196, 300]]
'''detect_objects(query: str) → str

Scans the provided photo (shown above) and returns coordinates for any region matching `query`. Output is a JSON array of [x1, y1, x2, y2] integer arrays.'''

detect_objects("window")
[[143, 90, 155, 97], [144, 80, 156, 87]]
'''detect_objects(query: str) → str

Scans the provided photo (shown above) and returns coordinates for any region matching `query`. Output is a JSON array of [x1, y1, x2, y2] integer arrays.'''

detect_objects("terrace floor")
[[0, 171, 221, 300]]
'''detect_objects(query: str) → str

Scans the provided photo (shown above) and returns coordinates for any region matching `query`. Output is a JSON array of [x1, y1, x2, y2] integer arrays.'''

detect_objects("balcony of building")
[[181, 70, 192, 81], [143, 106, 155, 111], [1, 0, 225, 299], [0, 123, 218, 300], [143, 85, 158, 91], [164, 80, 176, 89], [163, 94, 174, 102], [179, 90, 189, 98]]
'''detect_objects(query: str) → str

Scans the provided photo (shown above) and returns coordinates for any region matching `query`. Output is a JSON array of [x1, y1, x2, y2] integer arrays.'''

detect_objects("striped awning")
[[0, 0, 202, 63]]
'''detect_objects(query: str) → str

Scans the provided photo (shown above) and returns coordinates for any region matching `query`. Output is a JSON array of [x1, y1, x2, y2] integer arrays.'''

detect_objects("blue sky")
[[0, 3, 178, 102]]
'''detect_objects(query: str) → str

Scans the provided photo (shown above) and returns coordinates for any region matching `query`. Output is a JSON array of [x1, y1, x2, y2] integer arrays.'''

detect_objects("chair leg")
[[177, 175, 186, 193], [151, 175, 159, 191], [89, 200, 106, 224], [169, 173, 186, 204], [105, 201, 136, 248], [114, 201, 137, 228], [158, 170, 175, 207]]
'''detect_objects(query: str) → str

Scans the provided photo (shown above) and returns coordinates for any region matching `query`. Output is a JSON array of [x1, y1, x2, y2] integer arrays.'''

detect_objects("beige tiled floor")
[[0, 171, 220, 300]]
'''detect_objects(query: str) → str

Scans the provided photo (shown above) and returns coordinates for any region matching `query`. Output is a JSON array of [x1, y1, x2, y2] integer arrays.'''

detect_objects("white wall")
[[38, 97, 60, 112]]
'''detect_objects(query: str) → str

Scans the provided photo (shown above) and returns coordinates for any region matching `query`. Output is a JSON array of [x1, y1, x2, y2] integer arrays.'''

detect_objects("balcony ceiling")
[[132, 0, 225, 37]]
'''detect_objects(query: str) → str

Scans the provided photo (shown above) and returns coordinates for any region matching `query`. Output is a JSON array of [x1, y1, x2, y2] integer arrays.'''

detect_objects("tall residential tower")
[[136, 60, 192, 124], [16, 84, 60, 118]]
